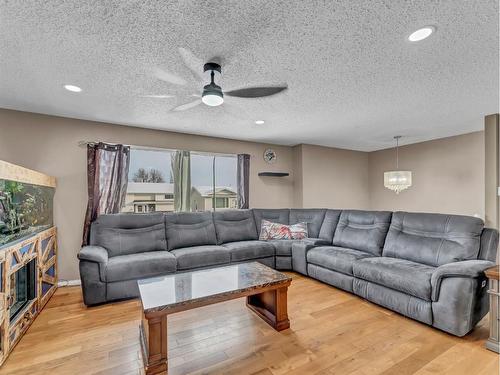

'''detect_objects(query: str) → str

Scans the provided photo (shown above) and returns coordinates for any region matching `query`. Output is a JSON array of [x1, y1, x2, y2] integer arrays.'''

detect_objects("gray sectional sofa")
[[78, 208, 498, 337]]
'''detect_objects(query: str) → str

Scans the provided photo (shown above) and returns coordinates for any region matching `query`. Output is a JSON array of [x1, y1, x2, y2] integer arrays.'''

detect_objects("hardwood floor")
[[1, 272, 498, 375]]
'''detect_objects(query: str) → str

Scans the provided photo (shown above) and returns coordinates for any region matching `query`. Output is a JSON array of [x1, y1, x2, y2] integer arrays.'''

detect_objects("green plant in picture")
[[0, 180, 25, 234], [20, 192, 36, 225]]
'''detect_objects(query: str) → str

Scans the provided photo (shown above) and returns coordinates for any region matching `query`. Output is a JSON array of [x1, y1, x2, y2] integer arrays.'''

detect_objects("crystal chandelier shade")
[[384, 136, 412, 194]]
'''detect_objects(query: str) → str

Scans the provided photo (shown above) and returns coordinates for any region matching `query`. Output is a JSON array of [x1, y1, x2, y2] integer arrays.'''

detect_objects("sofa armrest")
[[292, 240, 327, 275], [431, 260, 494, 301], [479, 228, 499, 262], [78, 246, 109, 304], [78, 246, 109, 264], [303, 238, 331, 246]]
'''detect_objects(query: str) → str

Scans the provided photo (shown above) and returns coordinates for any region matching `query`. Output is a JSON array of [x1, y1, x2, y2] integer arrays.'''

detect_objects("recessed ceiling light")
[[255, 120, 265, 125], [64, 84, 82, 92], [408, 26, 435, 42]]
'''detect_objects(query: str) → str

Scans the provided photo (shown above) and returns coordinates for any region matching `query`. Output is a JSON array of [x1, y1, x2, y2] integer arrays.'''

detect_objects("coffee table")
[[137, 262, 292, 375]]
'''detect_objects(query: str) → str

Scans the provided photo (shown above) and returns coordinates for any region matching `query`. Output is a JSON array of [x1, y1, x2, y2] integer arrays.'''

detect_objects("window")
[[134, 204, 156, 213], [215, 197, 229, 208], [122, 148, 237, 213], [122, 149, 174, 213], [190, 154, 237, 212]]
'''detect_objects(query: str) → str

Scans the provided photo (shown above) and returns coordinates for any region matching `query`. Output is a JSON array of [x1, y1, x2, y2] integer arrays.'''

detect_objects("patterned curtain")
[[171, 150, 191, 212], [237, 154, 250, 209], [82, 142, 130, 245]]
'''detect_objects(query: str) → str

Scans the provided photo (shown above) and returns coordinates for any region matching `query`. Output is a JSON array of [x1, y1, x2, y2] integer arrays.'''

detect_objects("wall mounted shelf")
[[258, 172, 289, 177]]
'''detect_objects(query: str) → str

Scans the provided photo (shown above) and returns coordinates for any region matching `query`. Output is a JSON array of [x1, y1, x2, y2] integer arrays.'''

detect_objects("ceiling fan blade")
[[153, 67, 187, 86], [178, 47, 204, 81], [225, 86, 288, 98], [171, 99, 202, 112], [140, 94, 175, 99]]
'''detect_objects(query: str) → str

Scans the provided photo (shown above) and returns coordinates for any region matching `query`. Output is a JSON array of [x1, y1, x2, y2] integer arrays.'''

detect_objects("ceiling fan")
[[142, 48, 288, 112]]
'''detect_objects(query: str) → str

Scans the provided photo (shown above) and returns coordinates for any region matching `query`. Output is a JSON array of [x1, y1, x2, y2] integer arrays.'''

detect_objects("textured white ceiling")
[[0, 1, 498, 151]]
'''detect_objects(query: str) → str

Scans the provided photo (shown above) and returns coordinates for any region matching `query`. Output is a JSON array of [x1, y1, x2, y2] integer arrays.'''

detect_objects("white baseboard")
[[58, 279, 81, 287]]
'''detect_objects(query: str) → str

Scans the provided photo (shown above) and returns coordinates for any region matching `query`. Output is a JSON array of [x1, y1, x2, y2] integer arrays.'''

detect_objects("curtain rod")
[[77, 141, 237, 158]]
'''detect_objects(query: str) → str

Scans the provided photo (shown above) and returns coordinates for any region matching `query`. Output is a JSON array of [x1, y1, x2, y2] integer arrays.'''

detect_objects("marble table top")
[[138, 262, 291, 314]]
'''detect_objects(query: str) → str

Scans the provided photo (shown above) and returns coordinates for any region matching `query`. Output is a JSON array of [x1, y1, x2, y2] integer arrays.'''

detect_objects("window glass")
[[122, 149, 174, 213], [191, 154, 237, 212], [190, 154, 214, 212], [215, 197, 228, 208], [122, 149, 237, 213]]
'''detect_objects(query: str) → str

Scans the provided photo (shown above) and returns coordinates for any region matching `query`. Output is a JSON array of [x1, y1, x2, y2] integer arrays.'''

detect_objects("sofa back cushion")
[[332, 210, 392, 255], [213, 209, 258, 244], [90, 215, 167, 257], [90, 213, 164, 240], [90, 213, 167, 257], [253, 209, 290, 235], [165, 212, 217, 250], [318, 209, 342, 242], [289, 209, 326, 238], [383, 212, 484, 267]]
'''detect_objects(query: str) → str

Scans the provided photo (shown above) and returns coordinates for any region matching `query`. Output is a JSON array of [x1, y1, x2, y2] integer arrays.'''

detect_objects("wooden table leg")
[[246, 286, 290, 331], [140, 311, 168, 375]]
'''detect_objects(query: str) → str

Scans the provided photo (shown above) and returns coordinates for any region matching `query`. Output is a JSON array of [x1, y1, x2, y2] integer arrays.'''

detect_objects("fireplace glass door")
[[9, 259, 36, 321]]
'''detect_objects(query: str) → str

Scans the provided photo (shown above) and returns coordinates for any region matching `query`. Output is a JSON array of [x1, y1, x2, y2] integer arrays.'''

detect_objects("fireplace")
[[9, 258, 36, 321]]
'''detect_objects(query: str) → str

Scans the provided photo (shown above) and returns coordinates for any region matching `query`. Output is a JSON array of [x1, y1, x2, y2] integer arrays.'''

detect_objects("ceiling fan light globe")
[[202, 83, 224, 106], [202, 94, 224, 106]]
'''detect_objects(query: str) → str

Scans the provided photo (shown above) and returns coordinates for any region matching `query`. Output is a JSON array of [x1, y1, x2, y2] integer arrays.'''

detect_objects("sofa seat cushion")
[[106, 251, 176, 282], [222, 240, 275, 262], [171, 245, 230, 270], [267, 239, 296, 256], [307, 246, 373, 275], [353, 257, 436, 301], [268, 238, 331, 256]]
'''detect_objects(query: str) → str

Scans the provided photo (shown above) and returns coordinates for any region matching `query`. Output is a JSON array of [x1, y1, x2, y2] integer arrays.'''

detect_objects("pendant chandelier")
[[384, 136, 412, 194]]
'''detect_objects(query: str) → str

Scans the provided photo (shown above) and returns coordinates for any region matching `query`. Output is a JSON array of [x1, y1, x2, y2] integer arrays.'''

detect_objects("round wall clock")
[[263, 149, 277, 164]]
